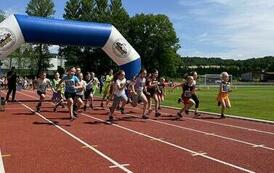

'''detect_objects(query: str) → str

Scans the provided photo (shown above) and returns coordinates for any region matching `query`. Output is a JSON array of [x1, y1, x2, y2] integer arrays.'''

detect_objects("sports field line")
[[17, 91, 274, 151], [0, 148, 6, 173], [17, 102, 133, 173], [116, 110, 274, 151], [80, 112, 255, 173], [129, 105, 274, 136]]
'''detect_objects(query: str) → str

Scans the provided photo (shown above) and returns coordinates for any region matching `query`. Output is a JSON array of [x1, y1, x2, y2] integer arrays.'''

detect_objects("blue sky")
[[1, 0, 274, 59]]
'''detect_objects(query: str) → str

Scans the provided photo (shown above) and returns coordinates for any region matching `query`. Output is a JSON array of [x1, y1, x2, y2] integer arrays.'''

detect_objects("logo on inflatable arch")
[[112, 38, 131, 59], [0, 28, 16, 51]]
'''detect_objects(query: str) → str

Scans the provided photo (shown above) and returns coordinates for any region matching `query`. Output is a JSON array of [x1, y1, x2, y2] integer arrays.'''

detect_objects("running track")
[[0, 89, 273, 173]]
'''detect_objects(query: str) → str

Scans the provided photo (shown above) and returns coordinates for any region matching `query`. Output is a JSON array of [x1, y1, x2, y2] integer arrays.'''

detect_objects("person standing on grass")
[[58, 67, 83, 120], [217, 72, 231, 118], [5, 67, 17, 102], [108, 70, 127, 123], [101, 69, 113, 107], [34, 72, 55, 112], [190, 71, 200, 117], [173, 76, 196, 118]]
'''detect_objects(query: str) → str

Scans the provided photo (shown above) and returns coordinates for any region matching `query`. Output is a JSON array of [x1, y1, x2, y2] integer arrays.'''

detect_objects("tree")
[[129, 14, 181, 76], [63, 0, 81, 20], [26, 0, 55, 76], [26, 0, 55, 17], [109, 0, 130, 36], [0, 10, 5, 22]]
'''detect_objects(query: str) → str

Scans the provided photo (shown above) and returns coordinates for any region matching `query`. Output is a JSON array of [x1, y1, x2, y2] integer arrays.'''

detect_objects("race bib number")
[[184, 90, 192, 97]]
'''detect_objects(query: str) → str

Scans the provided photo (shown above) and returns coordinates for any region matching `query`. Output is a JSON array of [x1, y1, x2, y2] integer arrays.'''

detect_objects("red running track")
[[0, 89, 273, 173]]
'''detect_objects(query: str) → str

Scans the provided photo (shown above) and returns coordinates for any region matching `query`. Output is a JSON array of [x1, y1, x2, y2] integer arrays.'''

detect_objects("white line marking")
[[81, 113, 256, 173], [150, 138, 165, 141], [129, 103, 274, 135], [192, 152, 207, 157], [109, 164, 130, 168], [16, 91, 274, 151], [252, 145, 265, 148], [0, 148, 6, 173], [19, 102, 133, 173], [161, 105, 274, 124]]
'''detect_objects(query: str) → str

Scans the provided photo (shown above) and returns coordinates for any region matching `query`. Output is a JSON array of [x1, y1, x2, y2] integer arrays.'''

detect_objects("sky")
[[1, 0, 274, 59]]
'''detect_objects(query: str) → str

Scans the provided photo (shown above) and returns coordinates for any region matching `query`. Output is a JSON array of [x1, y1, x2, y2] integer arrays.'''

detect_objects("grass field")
[[163, 86, 274, 121]]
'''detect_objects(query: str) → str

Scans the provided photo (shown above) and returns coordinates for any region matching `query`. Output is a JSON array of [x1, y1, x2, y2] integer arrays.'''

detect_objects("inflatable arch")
[[0, 14, 141, 79]]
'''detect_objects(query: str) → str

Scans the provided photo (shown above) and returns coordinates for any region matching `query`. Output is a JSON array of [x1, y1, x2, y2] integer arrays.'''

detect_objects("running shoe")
[[155, 112, 161, 117], [177, 112, 183, 118]]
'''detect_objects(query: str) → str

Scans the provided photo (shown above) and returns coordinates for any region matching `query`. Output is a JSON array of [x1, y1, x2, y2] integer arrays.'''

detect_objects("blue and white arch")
[[0, 14, 141, 79]]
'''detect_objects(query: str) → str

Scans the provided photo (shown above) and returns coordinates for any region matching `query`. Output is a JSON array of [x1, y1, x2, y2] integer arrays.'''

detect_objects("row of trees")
[[180, 56, 274, 77], [1, 0, 181, 77]]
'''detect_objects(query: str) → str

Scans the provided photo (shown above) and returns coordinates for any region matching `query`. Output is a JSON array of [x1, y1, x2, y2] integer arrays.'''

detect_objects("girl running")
[[101, 69, 113, 107], [84, 72, 99, 111], [131, 69, 149, 119], [190, 71, 200, 116], [34, 72, 55, 112], [57, 67, 83, 120], [75, 72, 86, 112], [52, 72, 65, 112], [108, 70, 127, 122], [147, 69, 161, 117], [217, 72, 231, 118], [174, 76, 196, 118]]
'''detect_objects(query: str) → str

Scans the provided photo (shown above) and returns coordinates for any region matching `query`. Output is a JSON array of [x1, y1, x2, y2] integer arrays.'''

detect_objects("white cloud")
[[175, 0, 274, 59]]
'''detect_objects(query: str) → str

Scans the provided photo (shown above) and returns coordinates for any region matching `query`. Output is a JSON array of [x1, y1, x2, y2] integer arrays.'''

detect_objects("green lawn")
[[163, 86, 274, 121]]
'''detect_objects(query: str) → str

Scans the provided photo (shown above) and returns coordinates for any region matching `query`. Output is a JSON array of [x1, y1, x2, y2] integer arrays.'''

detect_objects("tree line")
[[0, 0, 180, 77]]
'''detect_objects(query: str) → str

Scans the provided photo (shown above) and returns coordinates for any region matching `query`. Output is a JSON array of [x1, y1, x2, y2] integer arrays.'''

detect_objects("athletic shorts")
[[37, 91, 46, 96], [132, 91, 147, 104], [65, 92, 76, 100], [84, 88, 93, 99], [111, 94, 128, 109]]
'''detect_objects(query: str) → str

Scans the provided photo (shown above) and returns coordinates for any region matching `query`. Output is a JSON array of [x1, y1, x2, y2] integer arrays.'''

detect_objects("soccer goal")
[[198, 74, 233, 87]]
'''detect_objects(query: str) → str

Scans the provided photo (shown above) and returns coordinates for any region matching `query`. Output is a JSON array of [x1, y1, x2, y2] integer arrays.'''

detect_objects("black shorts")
[[76, 95, 84, 100], [65, 92, 76, 100], [37, 91, 46, 96], [84, 88, 93, 99]]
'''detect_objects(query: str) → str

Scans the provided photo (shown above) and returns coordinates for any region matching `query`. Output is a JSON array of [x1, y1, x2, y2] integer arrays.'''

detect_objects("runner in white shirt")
[[108, 70, 127, 123]]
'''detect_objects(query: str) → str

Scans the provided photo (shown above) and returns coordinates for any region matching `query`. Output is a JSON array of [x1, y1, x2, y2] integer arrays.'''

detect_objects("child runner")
[[101, 69, 113, 107], [52, 72, 65, 112], [131, 68, 149, 119], [108, 70, 127, 122], [174, 76, 196, 118], [217, 72, 231, 118], [190, 71, 200, 116], [147, 69, 161, 117], [75, 72, 86, 112], [158, 77, 166, 109], [84, 72, 99, 111], [34, 72, 55, 112], [58, 67, 83, 120]]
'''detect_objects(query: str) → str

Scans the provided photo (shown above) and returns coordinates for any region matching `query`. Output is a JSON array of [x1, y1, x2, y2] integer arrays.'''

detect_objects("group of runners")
[[30, 66, 232, 122]]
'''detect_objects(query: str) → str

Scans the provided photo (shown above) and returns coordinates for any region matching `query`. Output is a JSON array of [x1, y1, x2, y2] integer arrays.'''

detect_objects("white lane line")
[[145, 117, 274, 151], [81, 113, 256, 173], [0, 148, 6, 173], [192, 152, 207, 157], [109, 164, 130, 169], [19, 102, 133, 173], [16, 91, 274, 151], [128, 104, 274, 136]]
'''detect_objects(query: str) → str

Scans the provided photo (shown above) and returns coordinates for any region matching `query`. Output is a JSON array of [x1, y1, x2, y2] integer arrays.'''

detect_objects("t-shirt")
[[135, 77, 146, 92], [62, 75, 80, 93], [220, 81, 230, 93], [7, 70, 16, 85], [37, 78, 51, 92], [76, 80, 86, 96], [113, 78, 127, 97], [52, 78, 65, 94], [182, 83, 195, 98], [86, 77, 99, 90]]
